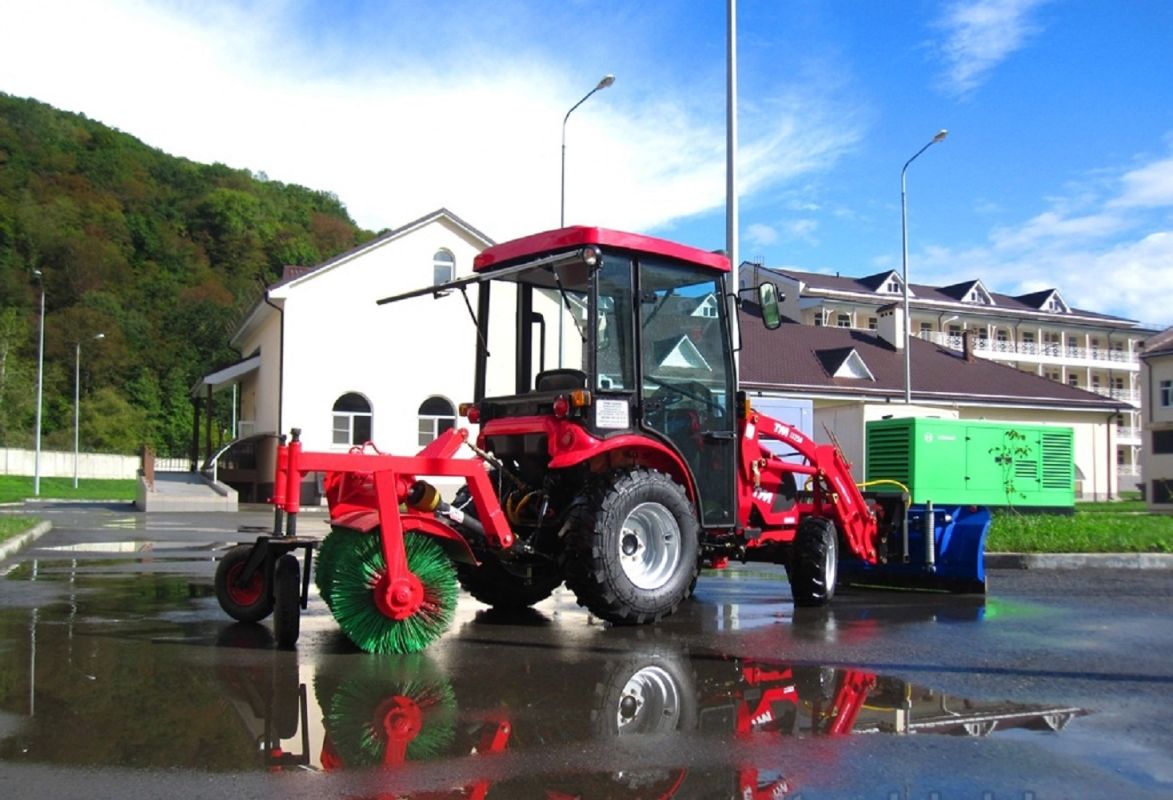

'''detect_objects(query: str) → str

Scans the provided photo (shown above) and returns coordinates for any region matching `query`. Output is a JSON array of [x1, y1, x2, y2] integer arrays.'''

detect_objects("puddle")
[[0, 591, 1087, 790], [0, 554, 1115, 797]]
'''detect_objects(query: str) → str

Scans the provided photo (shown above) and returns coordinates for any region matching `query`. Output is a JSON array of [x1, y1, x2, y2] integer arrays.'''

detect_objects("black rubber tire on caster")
[[273, 553, 302, 648], [215, 544, 274, 623]]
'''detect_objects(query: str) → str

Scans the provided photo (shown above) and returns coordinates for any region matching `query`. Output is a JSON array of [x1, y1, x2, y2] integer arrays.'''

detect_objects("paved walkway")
[[136, 471, 237, 512]]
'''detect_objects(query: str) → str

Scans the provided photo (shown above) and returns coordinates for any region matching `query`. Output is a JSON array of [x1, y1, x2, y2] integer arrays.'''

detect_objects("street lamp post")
[[560, 74, 615, 228], [558, 74, 614, 368], [32, 270, 45, 497], [74, 333, 105, 488], [901, 129, 948, 405]]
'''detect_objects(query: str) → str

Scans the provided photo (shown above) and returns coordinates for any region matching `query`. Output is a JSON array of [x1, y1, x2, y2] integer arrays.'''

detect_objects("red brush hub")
[[374, 572, 425, 620]]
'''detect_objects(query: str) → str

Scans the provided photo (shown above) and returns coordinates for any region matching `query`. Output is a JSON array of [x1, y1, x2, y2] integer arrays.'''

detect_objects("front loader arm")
[[741, 409, 879, 563]]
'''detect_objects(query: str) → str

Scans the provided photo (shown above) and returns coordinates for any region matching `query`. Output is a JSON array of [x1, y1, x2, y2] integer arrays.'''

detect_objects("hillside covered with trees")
[[0, 93, 374, 457]]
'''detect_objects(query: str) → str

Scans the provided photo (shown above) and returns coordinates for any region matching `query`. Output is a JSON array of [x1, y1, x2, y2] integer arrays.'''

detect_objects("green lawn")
[[988, 506, 1173, 553], [0, 515, 38, 544], [0, 475, 137, 504]]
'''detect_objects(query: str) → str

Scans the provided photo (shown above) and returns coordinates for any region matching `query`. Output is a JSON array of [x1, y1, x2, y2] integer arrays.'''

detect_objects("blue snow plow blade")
[[840, 505, 990, 594]]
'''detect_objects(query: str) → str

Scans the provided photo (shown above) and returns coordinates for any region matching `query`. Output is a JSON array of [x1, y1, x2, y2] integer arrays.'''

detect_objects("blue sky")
[[3, 0, 1171, 326]]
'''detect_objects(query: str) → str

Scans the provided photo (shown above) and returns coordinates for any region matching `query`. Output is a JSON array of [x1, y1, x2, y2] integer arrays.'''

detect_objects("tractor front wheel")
[[565, 469, 699, 625], [789, 517, 838, 607], [215, 544, 274, 623]]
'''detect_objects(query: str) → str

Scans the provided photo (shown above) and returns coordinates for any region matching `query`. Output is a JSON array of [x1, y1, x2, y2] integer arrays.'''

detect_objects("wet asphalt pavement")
[[0, 502, 1171, 799]]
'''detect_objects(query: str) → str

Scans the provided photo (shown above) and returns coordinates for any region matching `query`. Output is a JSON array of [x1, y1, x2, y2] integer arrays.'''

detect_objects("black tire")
[[451, 480, 563, 609], [273, 554, 302, 648], [790, 517, 838, 607], [456, 555, 563, 609], [564, 469, 699, 625], [215, 544, 274, 623]]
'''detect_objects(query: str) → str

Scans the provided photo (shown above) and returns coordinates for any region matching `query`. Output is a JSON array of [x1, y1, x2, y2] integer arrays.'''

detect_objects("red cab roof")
[[473, 226, 730, 273]]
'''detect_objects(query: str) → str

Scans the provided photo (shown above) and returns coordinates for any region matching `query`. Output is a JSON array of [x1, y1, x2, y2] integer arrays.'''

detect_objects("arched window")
[[433, 249, 455, 285], [332, 392, 372, 445], [418, 396, 456, 446]]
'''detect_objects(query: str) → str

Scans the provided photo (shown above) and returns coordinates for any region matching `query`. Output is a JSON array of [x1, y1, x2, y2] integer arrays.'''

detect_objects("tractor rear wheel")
[[457, 555, 563, 609], [790, 517, 838, 607], [215, 544, 274, 623], [564, 469, 699, 625]]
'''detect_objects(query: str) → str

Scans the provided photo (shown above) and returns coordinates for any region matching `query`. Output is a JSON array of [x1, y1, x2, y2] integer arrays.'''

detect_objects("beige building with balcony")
[[1140, 326, 1173, 512], [741, 264, 1157, 490]]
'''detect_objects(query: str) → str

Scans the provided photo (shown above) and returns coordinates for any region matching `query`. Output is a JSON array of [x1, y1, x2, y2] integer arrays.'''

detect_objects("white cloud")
[[0, 0, 862, 249], [911, 147, 1173, 325], [744, 223, 779, 247], [933, 0, 1049, 97], [1110, 157, 1173, 209]]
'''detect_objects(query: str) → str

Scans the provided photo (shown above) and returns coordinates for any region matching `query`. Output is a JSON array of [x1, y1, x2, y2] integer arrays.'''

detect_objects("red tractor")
[[216, 226, 986, 651]]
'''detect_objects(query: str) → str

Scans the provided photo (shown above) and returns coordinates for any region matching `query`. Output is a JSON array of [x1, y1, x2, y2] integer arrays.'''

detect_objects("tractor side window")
[[332, 392, 372, 445], [418, 396, 456, 445], [595, 257, 634, 391]]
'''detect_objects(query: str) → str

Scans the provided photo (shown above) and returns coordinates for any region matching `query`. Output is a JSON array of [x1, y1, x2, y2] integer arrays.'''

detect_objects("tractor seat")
[[535, 368, 587, 392]]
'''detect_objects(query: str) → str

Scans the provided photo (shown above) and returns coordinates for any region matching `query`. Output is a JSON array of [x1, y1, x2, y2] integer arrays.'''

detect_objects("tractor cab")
[[463, 227, 745, 527]]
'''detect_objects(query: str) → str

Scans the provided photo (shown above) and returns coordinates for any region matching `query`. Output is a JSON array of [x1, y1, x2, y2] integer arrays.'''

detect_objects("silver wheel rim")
[[615, 665, 683, 733], [617, 502, 682, 591]]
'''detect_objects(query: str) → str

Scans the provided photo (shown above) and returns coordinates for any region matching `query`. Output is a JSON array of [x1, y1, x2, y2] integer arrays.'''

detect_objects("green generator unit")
[[866, 418, 1075, 509]]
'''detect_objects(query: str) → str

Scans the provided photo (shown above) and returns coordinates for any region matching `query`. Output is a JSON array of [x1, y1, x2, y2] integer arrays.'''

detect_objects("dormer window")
[[691, 294, 720, 318], [882, 276, 902, 294], [963, 283, 994, 306]]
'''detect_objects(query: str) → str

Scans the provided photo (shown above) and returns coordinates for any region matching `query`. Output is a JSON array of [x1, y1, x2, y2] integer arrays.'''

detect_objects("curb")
[[986, 552, 1173, 570], [0, 521, 53, 562]]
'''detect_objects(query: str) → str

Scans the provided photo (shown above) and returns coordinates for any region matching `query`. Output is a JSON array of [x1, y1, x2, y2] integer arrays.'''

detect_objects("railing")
[[919, 332, 1139, 367], [1116, 426, 1142, 443]]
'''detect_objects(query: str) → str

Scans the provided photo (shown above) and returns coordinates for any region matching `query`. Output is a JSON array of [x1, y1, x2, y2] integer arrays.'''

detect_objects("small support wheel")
[[215, 544, 274, 623], [273, 553, 302, 648]]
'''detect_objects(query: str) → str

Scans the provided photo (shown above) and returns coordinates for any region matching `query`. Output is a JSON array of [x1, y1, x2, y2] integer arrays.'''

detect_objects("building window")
[[1045, 369, 1061, 382], [836, 313, 851, 328], [996, 329, 1009, 342], [418, 396, 456, 446], [867, 316, 878, 331], [883, 278, 901, 293], [813, 313, 824, 327], [1153, 429, 1173, 453], [1067, 375, 1078, 387], [948, 324, 963, 336], [1161, 380, 1172, 407], [919, 322, 932, 335], [332, 393, 372, 445], [433, 249, 455, 285]]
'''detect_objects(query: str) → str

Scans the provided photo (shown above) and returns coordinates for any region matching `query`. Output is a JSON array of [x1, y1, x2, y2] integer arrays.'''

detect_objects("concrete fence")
[[0, 447, 186, 480]]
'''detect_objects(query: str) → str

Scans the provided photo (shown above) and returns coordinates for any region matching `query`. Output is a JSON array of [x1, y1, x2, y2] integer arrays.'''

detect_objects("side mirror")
[[757, 282, 783, 330]]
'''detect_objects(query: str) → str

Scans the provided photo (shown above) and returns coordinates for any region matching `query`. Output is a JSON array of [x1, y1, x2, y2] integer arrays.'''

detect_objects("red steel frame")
[[272, 428, 516, 617]]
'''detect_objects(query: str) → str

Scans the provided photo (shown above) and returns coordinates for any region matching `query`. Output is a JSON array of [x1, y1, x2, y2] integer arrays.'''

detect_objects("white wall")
[[0, 447, 141, 479]]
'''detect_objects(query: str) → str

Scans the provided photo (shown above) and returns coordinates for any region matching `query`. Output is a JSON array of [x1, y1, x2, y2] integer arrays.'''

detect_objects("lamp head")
[[597, 74, 615, 90], [933, 129, 949, 143], [94, 333, 105, 341]]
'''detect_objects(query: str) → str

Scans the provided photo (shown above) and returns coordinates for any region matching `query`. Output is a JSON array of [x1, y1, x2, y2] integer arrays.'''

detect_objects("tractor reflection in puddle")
[[216, 625, 1085, 798]]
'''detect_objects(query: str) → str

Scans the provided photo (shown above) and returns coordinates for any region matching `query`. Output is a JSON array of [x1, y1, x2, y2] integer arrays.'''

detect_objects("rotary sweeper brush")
[[214, 226, 990, 653]]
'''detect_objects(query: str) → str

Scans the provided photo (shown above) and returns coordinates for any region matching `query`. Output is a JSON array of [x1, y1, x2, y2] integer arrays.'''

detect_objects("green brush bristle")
[[324, 674, 457, 765], [315, 526, 366, 609], [329, 531, 458, 654]]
